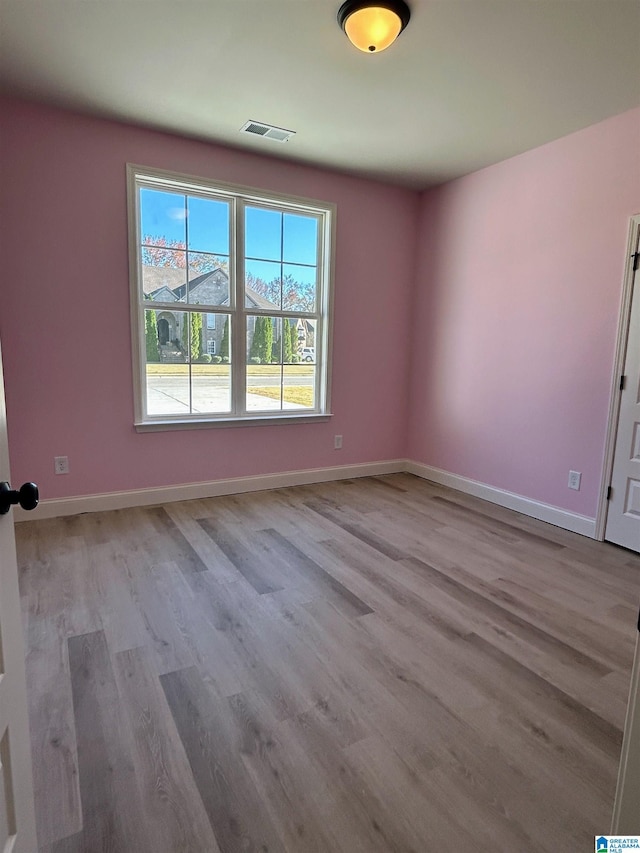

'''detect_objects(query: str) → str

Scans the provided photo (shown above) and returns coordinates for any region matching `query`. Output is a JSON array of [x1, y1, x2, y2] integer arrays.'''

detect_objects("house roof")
[[141, 265, 186, 295], [142, 265, 279, 311]]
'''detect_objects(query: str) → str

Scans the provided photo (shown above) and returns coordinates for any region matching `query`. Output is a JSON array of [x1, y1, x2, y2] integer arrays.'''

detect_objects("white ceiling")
[[1, 0, 639, 189]]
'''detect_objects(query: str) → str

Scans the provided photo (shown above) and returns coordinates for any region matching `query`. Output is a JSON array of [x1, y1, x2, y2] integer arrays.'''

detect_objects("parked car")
[[301, 347, 315, 362]]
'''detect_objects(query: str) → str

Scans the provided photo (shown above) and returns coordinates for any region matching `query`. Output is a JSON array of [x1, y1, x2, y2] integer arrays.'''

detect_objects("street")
[[146, 368, 315, 415]]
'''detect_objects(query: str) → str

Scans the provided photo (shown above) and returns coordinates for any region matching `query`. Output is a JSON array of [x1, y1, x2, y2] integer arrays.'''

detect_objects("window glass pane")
[[192, 312, 231, 413], [283, 363, 315, 410], [245, 259, 282, 309], [283, 213, 317, 265], [246, 315, 282, 411], [140, 188, 186, 247], [282, 264, 316, 313], [246, 314, 281, 367], [245, 316, 316, 412], [139, 189, 188, 305], [188, 253, 230, 305], [245, 206, 282, 261], [191, 361, 231, 414], [146, 363, 191, 417], [144, 310, 231, 416], [187, 196, 229, 255], [144, 309, 190, 415]]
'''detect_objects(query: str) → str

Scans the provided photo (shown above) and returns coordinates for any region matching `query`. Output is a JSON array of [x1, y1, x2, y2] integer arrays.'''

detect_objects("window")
[[128, 165, 334, 428]]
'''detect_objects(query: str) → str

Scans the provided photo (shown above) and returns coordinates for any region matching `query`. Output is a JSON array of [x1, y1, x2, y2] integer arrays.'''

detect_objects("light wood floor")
[[16, 474, 640, 853]]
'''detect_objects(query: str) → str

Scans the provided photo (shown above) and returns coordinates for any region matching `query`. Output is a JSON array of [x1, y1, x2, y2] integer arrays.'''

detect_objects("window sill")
[[134, 412, 333, 432]]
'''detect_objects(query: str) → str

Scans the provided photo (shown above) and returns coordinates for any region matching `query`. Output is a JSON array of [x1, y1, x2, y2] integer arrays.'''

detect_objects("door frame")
[[0, 337, 37, 852], [612, 631, 640, 832], [595, 214, 640, 542]]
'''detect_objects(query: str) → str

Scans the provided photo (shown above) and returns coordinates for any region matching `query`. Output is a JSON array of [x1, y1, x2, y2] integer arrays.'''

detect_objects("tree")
[[249, 316, 264, 362], [181, 312, 203, 360], [282, 274, 315, 313], [192, 313, 203, 360], [283, 318, 293, 363], [142, 236, 228, 275], [250, 316, 274, 364], [145, 311, 160, 362], [246, 271, 280, 307], [142, 237, 185, 268], [220, 316, 230, 361], [262, 316, 273, 365], [181, 313, 188, 354], [272, 319, 281, 363], [288, 319, 300, 362]]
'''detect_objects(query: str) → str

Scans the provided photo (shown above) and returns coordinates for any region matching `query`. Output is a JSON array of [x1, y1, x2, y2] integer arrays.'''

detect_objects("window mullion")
[[232, 199, 246, 416]]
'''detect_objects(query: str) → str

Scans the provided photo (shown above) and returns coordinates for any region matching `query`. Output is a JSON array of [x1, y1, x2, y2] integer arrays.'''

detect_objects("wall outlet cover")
[[54, 456, 69, 475], [568, 470, 581, 490]]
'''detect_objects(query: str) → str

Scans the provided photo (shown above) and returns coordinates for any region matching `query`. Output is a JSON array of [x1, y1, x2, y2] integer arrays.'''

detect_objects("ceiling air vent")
[[240, 121, 295, 143]]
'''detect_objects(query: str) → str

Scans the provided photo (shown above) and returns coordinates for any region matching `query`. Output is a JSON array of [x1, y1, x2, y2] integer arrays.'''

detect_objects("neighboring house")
[[142, 265, 311, 359]]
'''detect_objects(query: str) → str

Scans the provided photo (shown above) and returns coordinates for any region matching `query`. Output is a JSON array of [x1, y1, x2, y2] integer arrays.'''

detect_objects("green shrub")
[[145, 311, 160, 362], [220, 316, 230, 360], [211, 355, 222, 364]]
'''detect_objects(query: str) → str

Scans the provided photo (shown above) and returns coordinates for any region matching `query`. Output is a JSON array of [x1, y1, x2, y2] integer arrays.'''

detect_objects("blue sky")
[[140, 188, 317, 286]]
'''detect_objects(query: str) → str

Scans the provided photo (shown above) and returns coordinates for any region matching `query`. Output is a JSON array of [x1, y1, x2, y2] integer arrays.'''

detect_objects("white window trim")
[[127, 164, 336, 430]]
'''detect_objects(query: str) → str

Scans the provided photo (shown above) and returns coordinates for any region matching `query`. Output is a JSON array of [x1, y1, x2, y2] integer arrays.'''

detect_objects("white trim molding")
[[612, 633, 640, 834], [595, 213, 640, 541], [406, 461, 597, 539], [16, 458, 598, 537], [15, 460, 406, 521], [127, 164, 336, 430]]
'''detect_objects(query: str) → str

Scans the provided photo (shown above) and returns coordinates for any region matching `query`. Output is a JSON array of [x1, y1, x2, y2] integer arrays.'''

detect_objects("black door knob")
[[0, 482, 39, 515]]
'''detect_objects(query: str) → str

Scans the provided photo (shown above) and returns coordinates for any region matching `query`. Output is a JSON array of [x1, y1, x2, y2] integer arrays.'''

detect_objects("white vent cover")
[[240, 121, 295, 143]]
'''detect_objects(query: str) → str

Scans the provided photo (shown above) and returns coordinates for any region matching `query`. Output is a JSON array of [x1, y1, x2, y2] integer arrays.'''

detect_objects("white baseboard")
[[405, 461, 597, 539], [15, 459, 407, 521], [16, 458, 598, 539]]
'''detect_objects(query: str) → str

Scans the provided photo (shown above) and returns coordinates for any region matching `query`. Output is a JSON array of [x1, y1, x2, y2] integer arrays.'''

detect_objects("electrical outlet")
[[334, 434, 343, 450], [568, 470, 581, 490], [54, 456, 69, 475]]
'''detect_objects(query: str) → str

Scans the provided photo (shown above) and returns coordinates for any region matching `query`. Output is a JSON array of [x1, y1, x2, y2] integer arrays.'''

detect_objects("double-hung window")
[[127, 165, 334, 429]]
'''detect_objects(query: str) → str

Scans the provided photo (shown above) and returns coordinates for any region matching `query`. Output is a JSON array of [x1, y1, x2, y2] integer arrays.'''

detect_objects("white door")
[[606, 222, 640, 553], [0, 339, 37, 853], [612, 631, 640, 833]]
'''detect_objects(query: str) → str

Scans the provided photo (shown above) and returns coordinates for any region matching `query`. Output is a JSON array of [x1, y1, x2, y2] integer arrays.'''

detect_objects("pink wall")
[[408, 107, 640, 517], [0, 98, 418, 499], [2, 97, 638, 517]]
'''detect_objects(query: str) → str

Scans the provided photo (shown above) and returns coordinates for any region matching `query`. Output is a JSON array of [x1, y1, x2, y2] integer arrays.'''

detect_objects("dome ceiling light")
[[337, 0, 411, 53]]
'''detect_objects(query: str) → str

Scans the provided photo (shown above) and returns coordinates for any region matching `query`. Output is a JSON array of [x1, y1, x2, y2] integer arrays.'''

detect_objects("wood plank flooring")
[[16, 474, 640, 852]]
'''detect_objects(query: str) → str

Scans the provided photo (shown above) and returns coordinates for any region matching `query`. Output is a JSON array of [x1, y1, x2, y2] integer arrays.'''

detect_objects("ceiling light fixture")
[[337, 0, 411, 53]]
